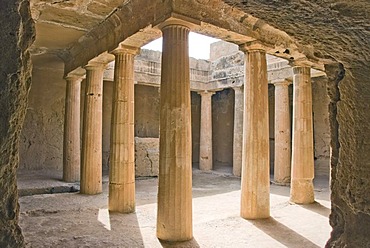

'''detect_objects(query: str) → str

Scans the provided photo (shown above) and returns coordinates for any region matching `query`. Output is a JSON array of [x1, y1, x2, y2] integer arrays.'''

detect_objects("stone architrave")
[[239, 42, 270, 219], [233, 86, 243, 177], [198, 91, 215, 171], [108, 45, 139, 213], [63, 76, 82, 182], [290, 66, 315, 204], [80, 62, 106, 195], [273, 80, 292, 185], [156, 20, 193, 242]]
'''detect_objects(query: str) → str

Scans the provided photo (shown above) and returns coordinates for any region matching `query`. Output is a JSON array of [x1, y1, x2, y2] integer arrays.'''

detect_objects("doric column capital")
[[158, 17, 193, 31], [64, 67, 85, 81], [84, 61, 107, 71], [197, 90, 215, 97], [232, 85, 244, 92], [292, 66, 311, 75], [64, 74, 84, 83], [156, 13, 200, 30], [289, 57, 312, 68], [84, 52, 112, 70], [111, 44, 140, 56], [272, 79, 292, 87], [239, 41, 268, 53]]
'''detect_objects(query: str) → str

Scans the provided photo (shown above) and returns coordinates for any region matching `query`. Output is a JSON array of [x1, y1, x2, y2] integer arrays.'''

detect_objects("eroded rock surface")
[[222, 1, 370, 246], [0, 0, 34, 246], [135, 137, 159, 177]]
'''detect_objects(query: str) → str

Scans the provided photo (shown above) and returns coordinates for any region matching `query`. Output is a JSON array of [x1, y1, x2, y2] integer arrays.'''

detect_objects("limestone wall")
[[212, 89, 235, 171], [312, 77, 330, 176], [191, 92, 201, 167], [20, 57, 66, 171], [135, 85, 160, 138], [210, 40, 239, 61], [135, 137, 159, 177]]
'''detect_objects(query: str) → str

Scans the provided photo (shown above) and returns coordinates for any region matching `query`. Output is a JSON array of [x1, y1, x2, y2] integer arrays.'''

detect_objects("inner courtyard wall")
[[212, 89, 235, 172], [191, 92, 201, 167], [20, 56, 66, 171]]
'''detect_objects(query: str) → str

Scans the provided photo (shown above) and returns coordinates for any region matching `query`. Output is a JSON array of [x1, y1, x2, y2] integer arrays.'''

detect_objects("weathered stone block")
[[135, 137, 159, 177]]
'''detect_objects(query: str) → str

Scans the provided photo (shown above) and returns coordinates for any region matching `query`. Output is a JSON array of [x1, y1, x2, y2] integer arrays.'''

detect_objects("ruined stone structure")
[[1, 0, 369, 247]]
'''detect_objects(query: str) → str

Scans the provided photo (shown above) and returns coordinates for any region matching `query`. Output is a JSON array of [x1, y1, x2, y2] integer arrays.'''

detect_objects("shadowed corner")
[[299, 201, 331, 218], [250, 217, 320, 248], [159, 238, 200, 248]]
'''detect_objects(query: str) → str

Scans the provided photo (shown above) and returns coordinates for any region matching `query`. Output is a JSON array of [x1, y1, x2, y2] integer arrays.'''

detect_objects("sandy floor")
[[18, 169, 331, 247]]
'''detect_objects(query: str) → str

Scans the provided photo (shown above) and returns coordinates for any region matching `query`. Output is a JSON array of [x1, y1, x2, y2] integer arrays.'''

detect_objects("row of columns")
[[195, 51, 315, 206], [62, 18, 315, 242]]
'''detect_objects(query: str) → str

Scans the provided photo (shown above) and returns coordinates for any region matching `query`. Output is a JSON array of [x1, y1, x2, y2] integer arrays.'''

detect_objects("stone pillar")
[[239, 43, 270, 219], [273, 80, 292, 185], [290, 66, 315, 204], [198, 91, 214, 171], [80, 62, 106, 195], [63, 76, 82, 182], [109, 46, 139, 213], [157, 20, 193, 241], [233, 86, 243, 177]]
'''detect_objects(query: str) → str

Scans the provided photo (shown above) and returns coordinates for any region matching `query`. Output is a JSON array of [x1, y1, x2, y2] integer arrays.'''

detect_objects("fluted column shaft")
[[274, 80, 292, 185], [63, 76, 82, 182], [290, 66, 315, 204], [240, 44, 270, 219], [80, 63, 105, 195], [109, 47, 139, 213], [233, 86, 243, 177], [199, 91, 214, 171], [157, 22, 193, 242]]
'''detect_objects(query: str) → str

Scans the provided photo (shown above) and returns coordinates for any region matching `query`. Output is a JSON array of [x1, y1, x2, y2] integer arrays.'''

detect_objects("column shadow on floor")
[[159, 238, 200, 248], [20, 207, 145, 247], [299, 201, 331, 217], [250, 217, 320, 248]]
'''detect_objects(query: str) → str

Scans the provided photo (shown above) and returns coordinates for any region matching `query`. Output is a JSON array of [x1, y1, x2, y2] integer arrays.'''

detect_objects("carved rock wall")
[[20, 56, 65, 170], [0, 0, 34, 246]]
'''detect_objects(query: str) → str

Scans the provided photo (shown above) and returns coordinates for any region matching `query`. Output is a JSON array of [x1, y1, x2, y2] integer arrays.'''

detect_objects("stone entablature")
[[102, 41, 325, 92]]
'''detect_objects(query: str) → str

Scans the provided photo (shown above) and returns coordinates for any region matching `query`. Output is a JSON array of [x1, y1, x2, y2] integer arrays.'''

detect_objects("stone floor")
[[18, 169, 331, 247]]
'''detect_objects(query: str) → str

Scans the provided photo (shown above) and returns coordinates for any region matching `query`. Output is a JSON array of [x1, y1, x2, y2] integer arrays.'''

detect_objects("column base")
[[241, 209, 270, 220], [80, 182, 102, 195], [157, 228, 193, 242], [273, 176, 291, 186], [271, 180, 290, 187], [233, 166, 241, 177], [80, 188, 102, 195], [108, 183, 135, 213], [290, 178, 315, 204], [63, 176, 80, 183], [199, 159, 212, 171]]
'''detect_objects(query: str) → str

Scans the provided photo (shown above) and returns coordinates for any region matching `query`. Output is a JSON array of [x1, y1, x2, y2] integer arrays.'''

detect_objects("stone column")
[[198, 91, 214, 171], [290, 66, 315, 204], [80, 62, 106, 195], [233, 86, 243, 177], [273, 80, 292, 185], [157, 20, 193, 241], [109, 46, 139, 213], [63, 76, 82, 182], [239, 43, 270, 219]]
